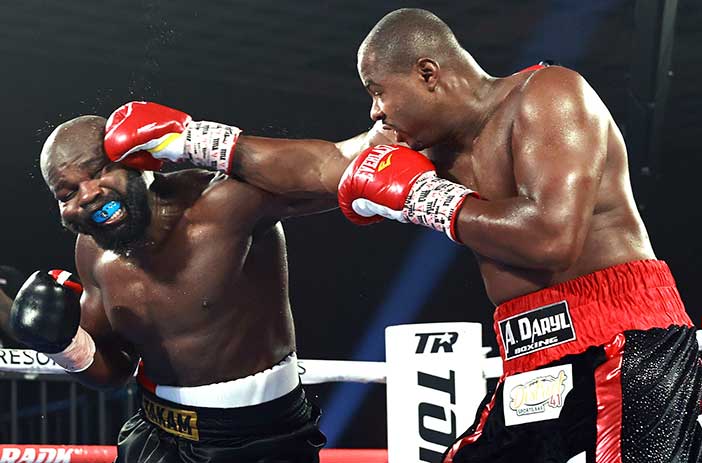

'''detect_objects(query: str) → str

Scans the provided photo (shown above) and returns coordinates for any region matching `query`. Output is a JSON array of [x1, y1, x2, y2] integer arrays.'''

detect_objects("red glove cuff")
[[48, 270, 83, 296]]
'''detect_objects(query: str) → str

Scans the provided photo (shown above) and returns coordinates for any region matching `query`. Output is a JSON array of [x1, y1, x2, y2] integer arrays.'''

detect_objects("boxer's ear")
[[415, 58, 440, 91]]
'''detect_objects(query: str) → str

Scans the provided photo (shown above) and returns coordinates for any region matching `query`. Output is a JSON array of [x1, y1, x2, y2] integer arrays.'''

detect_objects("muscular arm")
[[73, 236, 138, 390], [232, 121, 395, 200], [455, 68, 608, 271]]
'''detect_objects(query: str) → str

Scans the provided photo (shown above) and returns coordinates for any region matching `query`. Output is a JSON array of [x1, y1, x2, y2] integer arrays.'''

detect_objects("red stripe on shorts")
[[594, 333, 625, 463]]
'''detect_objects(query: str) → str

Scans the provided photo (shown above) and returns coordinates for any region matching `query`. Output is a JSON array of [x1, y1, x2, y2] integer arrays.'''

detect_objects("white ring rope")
[[3, 330, 700, 383], [0, 348, 504, 382]]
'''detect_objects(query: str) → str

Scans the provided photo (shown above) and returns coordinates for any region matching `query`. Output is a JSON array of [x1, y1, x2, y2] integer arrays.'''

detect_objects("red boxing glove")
[[104, 101, 192, 171], [337, 145, 478, 241], [104, 101, 242, 173]]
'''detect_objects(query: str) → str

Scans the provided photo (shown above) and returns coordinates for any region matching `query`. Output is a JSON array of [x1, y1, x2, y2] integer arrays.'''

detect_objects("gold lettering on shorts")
[[142, 395, 199, 441]]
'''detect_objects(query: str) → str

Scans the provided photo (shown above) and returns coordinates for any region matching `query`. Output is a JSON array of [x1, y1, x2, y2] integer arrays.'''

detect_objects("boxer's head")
[[40, 116, 151, 253], [358, 9, 485, 150]]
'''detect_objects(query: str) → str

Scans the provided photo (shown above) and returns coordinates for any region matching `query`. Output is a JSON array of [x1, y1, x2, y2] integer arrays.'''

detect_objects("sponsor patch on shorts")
[[498, 300, 575, 359], [503, 364, 574, 426], [142, 395, 200, 441]]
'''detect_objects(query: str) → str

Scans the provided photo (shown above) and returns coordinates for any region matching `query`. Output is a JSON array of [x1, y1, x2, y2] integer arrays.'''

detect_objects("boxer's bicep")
[[74, 237, 137, 366], [512, 70, 608, 256], [74, 236, 109, 340]]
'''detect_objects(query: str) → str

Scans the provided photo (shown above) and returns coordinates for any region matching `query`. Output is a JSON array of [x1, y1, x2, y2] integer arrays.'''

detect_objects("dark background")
[[0, 0, 700, 449]]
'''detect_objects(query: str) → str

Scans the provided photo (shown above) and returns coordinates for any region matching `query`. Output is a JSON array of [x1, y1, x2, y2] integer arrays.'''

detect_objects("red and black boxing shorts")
[[444, 260, 702, 463]]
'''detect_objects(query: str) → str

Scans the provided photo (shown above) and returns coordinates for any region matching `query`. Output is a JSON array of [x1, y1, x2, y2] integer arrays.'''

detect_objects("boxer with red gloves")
[[93, 9, 699, 463], [345, 10, 698, 463]]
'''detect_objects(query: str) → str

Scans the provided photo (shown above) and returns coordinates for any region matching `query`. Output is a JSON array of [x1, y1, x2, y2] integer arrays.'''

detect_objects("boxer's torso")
[[430, 69, 655, 304], [80, 171, 295, 386]]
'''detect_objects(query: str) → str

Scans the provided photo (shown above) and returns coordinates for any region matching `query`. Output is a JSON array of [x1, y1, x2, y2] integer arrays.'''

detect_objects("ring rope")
[[0, 348, 503, 381]]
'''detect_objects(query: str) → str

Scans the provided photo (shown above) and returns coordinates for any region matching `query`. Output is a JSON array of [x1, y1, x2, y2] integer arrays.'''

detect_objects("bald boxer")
[[11, 115, 388, 463], [340, 10, 702, 463], [104, 9, 701, 463]]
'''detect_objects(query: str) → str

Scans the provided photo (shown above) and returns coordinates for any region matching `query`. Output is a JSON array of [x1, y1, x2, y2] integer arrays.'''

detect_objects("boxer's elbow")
[[73, 368, 132, 391], [73, 349, 136, 391], [531, 221, 583, 272], [536, 239, 580, 272], [78, 368, 133, 391]]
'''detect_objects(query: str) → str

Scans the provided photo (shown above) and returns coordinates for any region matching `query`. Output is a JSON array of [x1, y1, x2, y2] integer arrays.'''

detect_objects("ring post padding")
[[385, 322, 485, 463]]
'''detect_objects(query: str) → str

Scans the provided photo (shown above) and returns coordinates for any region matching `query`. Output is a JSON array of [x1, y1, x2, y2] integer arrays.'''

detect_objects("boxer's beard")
[[63, 170, 151, 254]]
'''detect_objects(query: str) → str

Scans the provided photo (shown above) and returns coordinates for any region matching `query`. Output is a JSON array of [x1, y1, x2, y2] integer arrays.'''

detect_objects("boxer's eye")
[[60, 191, 76, 203]]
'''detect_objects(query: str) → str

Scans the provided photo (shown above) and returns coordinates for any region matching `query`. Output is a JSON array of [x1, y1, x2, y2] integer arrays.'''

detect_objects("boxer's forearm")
[[232, 123, 395, 198], [455, 196, 588, 272], [233, 136, 349, 198], [73, 344, 137, 390]]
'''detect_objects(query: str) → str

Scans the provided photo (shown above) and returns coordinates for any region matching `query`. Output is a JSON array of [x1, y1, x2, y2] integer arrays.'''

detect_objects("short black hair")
[[359, 8, 463, 73]]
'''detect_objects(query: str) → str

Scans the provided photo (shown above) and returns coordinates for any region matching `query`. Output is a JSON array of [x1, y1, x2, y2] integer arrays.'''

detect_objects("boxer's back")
[[79, 171, 295, 386], [435, 67, 655, 304]]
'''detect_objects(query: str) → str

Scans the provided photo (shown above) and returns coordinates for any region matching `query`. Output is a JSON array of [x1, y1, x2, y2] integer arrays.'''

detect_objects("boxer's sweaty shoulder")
[[443, 66, 655, 303], [84, 169, 295, 386]]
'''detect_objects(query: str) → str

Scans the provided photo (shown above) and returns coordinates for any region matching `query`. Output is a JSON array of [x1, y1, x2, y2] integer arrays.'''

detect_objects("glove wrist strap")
[[184, 121, 242, 174], [48, 326, 96, 373], [402, 171, 475, 242]]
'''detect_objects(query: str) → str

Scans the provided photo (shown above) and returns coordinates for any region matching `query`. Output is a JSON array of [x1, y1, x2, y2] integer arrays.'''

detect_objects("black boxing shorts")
[[117, 353, 326, 463], [444, 260, 702, 463]]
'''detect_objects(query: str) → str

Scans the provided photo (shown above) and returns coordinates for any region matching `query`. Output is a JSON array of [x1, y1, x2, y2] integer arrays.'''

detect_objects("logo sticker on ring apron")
[[503, 364, 574, 426]]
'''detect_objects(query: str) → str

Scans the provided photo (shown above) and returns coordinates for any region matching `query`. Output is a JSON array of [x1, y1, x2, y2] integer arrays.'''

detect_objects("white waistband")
[[154, 353, 300, 408]]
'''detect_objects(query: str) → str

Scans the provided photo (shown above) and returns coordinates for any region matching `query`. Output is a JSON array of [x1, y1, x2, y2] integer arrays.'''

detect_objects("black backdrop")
[[0, 0, 700, 448]]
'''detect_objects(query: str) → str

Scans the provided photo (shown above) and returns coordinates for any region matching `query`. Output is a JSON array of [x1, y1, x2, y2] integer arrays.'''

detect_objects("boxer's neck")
[[442, 70, 530, 151], [137, 171, 212, 254], [142, 191, 183, 250]]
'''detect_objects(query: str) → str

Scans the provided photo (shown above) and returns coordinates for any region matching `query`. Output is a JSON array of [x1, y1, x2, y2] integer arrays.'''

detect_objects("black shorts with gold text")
[[117, 384, 326, 463]]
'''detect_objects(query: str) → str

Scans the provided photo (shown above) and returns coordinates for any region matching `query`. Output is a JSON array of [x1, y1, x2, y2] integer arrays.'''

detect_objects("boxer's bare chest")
[[93, 218, 254, 343]]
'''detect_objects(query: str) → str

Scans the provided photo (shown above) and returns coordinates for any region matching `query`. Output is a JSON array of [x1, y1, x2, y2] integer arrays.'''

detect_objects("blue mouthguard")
[[91, 200, 122, 224]]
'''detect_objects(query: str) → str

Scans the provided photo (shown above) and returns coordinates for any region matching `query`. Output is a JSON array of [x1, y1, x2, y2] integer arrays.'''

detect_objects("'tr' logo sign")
[[415, 332, 459, 354]]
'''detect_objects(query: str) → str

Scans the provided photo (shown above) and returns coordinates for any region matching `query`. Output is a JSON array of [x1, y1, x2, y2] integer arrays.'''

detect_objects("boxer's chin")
[[90, 214, 147, 254]]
